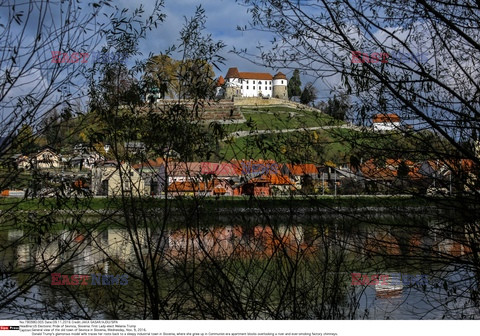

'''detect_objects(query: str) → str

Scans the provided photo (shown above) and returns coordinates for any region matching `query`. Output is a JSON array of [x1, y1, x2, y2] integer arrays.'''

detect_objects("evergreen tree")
[[300, 82, 317, 105], [325, 94, 350, 121], [288, 69, 302, 98]]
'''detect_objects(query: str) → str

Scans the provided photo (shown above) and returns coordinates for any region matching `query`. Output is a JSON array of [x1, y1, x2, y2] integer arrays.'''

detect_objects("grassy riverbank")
[[0, 194, 460, 212]]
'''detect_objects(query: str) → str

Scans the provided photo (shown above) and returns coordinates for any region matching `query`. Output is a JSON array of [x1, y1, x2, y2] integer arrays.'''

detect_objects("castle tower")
[[272, 72, 288, 100], [224, 67, 242, 99]]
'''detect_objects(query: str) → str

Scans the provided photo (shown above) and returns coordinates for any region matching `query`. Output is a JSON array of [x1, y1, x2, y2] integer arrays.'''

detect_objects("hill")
[[217, 103, 455, 164]]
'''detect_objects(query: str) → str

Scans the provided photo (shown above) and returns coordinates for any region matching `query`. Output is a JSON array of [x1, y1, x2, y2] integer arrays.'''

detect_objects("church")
[[216, 67, 288, 100]]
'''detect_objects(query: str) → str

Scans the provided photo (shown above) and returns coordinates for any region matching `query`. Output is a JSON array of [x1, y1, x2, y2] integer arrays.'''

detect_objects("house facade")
[[32, 147, 61, 169], [91, 161, 147, 197], [372, 113, 401, 131]]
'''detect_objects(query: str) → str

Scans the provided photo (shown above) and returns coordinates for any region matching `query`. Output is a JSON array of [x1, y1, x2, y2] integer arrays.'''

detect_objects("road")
[[224, 124, 368, 140]]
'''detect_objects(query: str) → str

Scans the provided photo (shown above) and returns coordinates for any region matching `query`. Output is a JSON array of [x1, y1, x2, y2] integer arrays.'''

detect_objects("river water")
[[0, 211, 479, 319]]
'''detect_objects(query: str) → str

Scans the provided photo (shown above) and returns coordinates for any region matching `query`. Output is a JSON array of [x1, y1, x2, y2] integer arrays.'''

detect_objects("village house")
[[359, 158, 424, 193], [31, 147, 61, 169], [167, 179, 235, 197], [69, 152, 104, 170], [91, 161, 147, 197], [372, 113, 401, 131], [166, 162, 202, 184], [133, 157, 166, 195], [10, 154, 30, 170], [164, 161, 241, 196], [281, 163, 319, 191], [232, 159, 294, 196]]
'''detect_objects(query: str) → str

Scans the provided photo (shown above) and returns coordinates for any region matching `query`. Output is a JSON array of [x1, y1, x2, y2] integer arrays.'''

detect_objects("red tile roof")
[[285, 163, 318, 176], [133, 157, 164, 169], [238, 72, 273, 80], [201, 162, 239, 177], [231, 159, 281, 175], [166, 162, 202, 177], [225, 67, 240, 78], [360, 158, 424, 180], [373, 113, 401, 123], [225, 67, 274, 80], [273, 72, 287, 80], [216, 76, 225, 87]]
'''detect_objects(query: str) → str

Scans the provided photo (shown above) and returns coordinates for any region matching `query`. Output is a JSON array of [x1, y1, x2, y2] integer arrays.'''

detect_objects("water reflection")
[[0, 221, 478, 319]]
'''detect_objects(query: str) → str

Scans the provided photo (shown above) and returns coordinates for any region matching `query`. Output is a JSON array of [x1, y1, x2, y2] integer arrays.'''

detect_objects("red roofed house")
[[232, 159, 294, 196], [223, 67, 288, 99], [372, 113, 401, 131], [167, 179, 235, 197], [281, 163, 319, 190]]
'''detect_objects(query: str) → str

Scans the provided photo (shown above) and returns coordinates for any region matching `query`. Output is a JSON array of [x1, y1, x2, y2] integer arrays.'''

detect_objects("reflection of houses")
[[372, 113, 401, 131], [91, 161, 147, 196]]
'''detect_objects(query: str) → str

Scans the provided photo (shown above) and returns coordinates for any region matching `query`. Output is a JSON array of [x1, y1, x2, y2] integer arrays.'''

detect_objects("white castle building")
[[216, 67, 288, 100]]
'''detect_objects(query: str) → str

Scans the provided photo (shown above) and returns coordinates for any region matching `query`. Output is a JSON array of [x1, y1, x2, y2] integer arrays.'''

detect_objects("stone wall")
[[233, 97, 323, 112], [148, 100, 244, 122]]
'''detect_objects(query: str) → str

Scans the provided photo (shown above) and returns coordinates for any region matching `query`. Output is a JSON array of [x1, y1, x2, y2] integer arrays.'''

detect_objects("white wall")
[[373, 122, 401, 131], [240, 78, 273, 97]]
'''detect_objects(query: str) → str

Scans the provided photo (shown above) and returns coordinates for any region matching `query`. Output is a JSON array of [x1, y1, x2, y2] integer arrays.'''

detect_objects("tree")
[[234, 0, 480, 319], [288, 69, 302, 98], [11, 124, 36, 154], [0, 0, 165, 318], [300, 82, 317, 105], [144, 55, 180, 99], [144, 8, 224, 102], [325, 94, 350, 121]]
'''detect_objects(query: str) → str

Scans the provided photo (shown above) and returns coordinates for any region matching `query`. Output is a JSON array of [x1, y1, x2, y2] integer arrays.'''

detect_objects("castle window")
[[265, 87, 267, 90], [269, 86, 271, 90], [253, 81, 255, 84], [247, 86, 249, 89], [258, 81, 262, 85], [281, 80, 284, 84], [253, 86, 255, 90]]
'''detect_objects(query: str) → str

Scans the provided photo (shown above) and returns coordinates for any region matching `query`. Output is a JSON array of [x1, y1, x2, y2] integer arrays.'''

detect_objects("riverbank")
[[0, 194, 470, 212]]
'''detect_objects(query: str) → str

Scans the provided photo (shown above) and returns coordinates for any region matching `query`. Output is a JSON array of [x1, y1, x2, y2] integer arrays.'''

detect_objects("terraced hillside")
[[218, 105, 358, 163], [217, 104, 453, 164]]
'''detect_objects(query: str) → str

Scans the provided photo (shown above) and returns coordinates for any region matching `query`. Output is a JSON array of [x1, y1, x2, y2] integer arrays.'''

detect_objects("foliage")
[[300, 82, 317, 105], [324, 94, 350, 121], [288, 69, 302, 98]]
